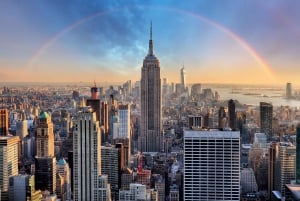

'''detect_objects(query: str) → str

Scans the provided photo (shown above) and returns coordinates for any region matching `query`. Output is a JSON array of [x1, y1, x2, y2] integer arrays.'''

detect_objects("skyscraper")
[[260, 102, 273, 137], [108, 95, 118, 143], [36, 111, 54, 157], [113, 104, 131, 165], [0, 136, 19, 200], [73, 107, 102, 201], [180, 65, 186, 90], [9, 175, 42, 201], [86, 82, 101, 124], [268, 142, 296, 199], [184, 129, 240, 200], [101, 144, 123, 200], [0, 108, 9, 136], [35, 111, 56, 194], [140, 22, 162, 152], [218, 106, 226, 128], [228, 99, 236, 130], [286, 82, 292, 99], [101, 101, 109, 135]]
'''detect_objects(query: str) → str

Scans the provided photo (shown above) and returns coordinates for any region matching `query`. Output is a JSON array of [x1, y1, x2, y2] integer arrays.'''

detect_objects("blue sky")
[[1, 0, 300, 85]]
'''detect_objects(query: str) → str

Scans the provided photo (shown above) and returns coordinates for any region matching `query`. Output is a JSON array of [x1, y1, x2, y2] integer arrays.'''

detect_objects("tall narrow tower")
[[180, 65, 186, 89], [260, 102, 273, 137], [35, 111, 56, 194], [0, 108, 9, 136], [228, 99, 236, 130], [73, 107, 101, 201], [140, 22, 162, 152]]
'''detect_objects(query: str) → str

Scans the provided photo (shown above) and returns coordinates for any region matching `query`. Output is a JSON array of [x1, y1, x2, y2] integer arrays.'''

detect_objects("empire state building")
[[140, 23, 162, 152]]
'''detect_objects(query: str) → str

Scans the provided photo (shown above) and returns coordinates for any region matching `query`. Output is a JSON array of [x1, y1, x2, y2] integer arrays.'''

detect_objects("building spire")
[[150, 21, 152, 40], [148, 21, 154, 55]]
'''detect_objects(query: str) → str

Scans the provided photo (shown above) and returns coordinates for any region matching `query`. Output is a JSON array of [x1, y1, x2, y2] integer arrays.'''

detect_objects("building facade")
[[0, 109, 9, 136], [140, 23, 162, 152], [228, 99, 236, 130], [0, 136, 19, 200], [9, 175, 41, 201], [35, 111, 56, 194], [73, 107, 102, 201], [184, 129, 240, 201], [260, 102, 273, 137]]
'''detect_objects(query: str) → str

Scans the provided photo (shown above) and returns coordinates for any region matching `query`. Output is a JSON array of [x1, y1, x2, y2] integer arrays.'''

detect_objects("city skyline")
[[1, 1, 300, 85]]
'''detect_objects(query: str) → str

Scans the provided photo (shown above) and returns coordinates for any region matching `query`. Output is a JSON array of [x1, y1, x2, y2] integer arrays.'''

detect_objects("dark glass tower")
[[260, 102, 273, 137], [140, 22, 162, 152], [228, 99, 236, 130]]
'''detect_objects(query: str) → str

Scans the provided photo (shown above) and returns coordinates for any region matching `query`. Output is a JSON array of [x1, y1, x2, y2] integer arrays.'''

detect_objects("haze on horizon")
[[1, 1, 300, 85]]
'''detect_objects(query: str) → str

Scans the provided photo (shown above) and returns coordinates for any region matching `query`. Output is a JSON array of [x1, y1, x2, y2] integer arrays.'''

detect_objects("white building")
[[73, 107, 102, 201], [113, 104, 130, 139], [184, 129, 240, 201], [113, 104, 131, 165], [0, 136, 19, 200]]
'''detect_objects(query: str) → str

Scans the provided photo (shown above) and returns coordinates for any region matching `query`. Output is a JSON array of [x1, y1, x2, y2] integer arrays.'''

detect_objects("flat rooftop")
[[184, 129, 240, 138]]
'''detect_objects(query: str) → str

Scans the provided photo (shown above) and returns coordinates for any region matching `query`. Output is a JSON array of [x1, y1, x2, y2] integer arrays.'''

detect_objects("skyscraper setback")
[[140, 23, 162, 152]]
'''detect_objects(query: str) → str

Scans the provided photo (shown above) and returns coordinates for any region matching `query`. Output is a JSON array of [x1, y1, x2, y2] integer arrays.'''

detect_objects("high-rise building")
[[35, 111, 56, 194], [57, 158, 71, 201], [35, 157, 57, 194], [60, 109, 70, 138], [108, 95, 118, 143], [101, 144, 123, 200], [240, 168, 258, 193], [114, 104, 130, 139], [36, 111, 54, 157], [0, 136, 19, 200], [101, 101, 109, 136], [228, 99, 236, 130], [16, 119, 28, 139], [286, 82, 292, 99], [98, 175, 112, 201], [190, 84, 201, 98], [260, 102, 273, 137], [188, 115, 203, 129], [16, 118, 28, 159], [86, 82, 101, 124], [268, 142, 296, 199], [9, 175, 42, 201], [0, 108, 9, 136], [184, 129, 240, 201], [73, 107, 102, 201], [218, 106, 226, 128], [180, 65, 186, 90], [113, 104, 131, 165], [140, 22, 162, 152], [268, 142, 279, 199]]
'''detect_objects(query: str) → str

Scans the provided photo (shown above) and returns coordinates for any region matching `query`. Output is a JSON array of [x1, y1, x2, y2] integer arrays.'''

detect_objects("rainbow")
[[28, 5, 275, 81]]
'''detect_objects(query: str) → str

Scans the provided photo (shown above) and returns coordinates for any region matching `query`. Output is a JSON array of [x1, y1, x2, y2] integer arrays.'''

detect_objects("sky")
[[1, 0, 300, 85]]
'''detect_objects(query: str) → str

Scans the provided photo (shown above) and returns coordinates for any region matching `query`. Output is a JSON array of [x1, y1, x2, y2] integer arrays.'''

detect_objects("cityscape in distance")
[[1, 1, 300, 201]]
